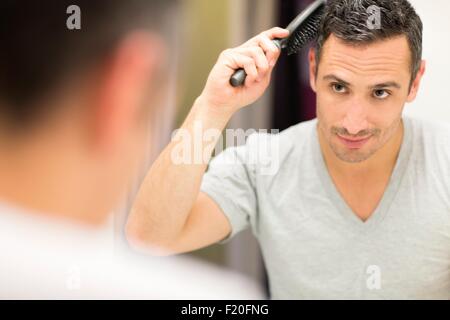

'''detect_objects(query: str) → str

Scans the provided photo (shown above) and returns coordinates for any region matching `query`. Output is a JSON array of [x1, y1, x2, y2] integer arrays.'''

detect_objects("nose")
[[341, 99, 369, 135]]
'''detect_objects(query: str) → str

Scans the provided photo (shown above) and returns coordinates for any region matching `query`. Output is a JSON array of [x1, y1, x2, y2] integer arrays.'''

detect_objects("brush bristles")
[[286, 11, 323, 55]]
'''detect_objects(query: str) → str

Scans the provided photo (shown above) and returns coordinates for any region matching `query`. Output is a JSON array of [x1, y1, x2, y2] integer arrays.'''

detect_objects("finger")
[[257, 35, 280, 67], [243, 34, 279, 64], [234, 46, 269, 80], [229, 54, 258, 85], [260, 27, 290, 40], [243, 27, 289, 47], [222, 49, 258, 78]]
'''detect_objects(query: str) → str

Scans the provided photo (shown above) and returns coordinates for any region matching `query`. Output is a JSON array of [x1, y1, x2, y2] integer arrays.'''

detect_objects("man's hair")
[[315, 0, 423, 85], [0, 0, 177, 129]]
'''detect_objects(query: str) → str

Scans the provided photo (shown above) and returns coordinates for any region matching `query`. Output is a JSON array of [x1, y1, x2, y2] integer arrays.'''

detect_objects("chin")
[[336, 152, 372, 163], [330, 141, 377, 164]]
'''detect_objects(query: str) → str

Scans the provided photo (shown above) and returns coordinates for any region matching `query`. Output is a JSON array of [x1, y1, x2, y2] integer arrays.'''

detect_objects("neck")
[[0, 130, 107, 227], [318, 119, 404, 179]]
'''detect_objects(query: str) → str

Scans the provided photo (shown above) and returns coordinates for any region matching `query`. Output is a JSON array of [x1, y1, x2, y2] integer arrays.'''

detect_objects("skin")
[[126, 28, 426, 255]]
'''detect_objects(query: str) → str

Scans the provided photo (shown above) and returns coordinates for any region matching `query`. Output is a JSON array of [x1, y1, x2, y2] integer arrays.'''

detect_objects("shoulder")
[[0, 208, 263, 299], [247, 118, 316, 143], [408, 115, 450, 139], [240, 119, 316, 177], [245, 118, 316, 159], [407, 116, 450, 156], [209, 119, 317, 178], [406, 116, 450, 184]]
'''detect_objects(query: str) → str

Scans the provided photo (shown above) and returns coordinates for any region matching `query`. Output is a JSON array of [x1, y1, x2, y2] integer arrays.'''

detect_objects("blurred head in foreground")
[[0, 0, 176, 225]]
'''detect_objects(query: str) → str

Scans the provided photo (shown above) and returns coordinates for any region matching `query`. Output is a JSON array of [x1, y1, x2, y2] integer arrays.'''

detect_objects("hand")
[[198, 27, 289, 117]]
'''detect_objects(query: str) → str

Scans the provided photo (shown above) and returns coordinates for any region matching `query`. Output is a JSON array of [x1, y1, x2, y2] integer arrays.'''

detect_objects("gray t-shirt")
[[200, 116, 450, 299]]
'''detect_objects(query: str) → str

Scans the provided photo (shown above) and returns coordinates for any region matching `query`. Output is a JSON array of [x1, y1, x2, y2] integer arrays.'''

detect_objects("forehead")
[[319, 34, 411, 81]]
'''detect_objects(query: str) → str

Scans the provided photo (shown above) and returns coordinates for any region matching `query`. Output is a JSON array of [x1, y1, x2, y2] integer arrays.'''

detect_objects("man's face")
[[310, 34, 416, 163]]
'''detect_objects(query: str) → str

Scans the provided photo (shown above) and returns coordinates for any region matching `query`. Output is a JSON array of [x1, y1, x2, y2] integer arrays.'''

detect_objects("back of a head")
[[0, 0, 177, 132], [0, 0, 179, 227]]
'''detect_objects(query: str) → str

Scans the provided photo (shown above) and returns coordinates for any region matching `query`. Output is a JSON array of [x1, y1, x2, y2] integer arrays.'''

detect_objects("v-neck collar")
[[312, 117, 413, 231]]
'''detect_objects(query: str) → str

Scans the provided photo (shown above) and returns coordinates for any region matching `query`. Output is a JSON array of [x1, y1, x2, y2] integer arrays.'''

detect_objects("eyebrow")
[[323, 75, 351, 87], [323, 74, 401, 89], [372, 81, 401, 89]]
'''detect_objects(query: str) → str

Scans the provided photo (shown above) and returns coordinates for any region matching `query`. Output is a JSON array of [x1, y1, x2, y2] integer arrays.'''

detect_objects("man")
[[127, 0, 450, 299], [0, 0, 262, 299]]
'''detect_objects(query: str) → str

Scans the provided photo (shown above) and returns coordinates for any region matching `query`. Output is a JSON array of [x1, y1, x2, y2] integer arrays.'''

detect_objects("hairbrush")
[[230, 0, 326, 87]]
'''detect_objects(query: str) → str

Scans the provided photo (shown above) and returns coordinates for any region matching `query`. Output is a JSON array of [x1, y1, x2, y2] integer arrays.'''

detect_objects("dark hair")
[[0, 0, 177, 129], [315, 0, 423, 85]]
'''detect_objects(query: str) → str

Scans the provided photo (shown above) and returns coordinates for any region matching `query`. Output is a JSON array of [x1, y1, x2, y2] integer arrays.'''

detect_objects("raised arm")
[[125, 28, 289, 255]]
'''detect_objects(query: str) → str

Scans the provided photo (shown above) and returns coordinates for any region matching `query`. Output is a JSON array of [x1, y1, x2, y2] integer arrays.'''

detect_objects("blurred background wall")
[[113, 0, 450, 295], [403, 0, 450, 123]]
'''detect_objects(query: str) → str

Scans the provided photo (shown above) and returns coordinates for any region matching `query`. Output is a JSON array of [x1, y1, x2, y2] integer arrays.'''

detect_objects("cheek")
[[381, 116, 402, 138], [367, 97, 404, 127], [316, 91, 347, 125]]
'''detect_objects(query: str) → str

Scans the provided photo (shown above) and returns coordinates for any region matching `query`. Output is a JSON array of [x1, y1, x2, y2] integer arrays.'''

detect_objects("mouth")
[[337, 134, 372, 149]]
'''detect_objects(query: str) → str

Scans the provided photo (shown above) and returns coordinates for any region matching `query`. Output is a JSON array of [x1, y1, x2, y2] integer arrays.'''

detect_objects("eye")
[[373, 89, 390, 99], [331, 83, 347, 94]]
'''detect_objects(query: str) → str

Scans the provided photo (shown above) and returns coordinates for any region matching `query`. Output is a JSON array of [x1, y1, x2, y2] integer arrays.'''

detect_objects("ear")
[[406, 60, 426, 103], [93, 31, 166, 152], [309, 47, 317, 93]]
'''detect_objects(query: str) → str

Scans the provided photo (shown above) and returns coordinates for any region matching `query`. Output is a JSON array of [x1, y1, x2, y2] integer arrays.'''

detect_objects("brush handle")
[[229, 39, 282, 87]]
